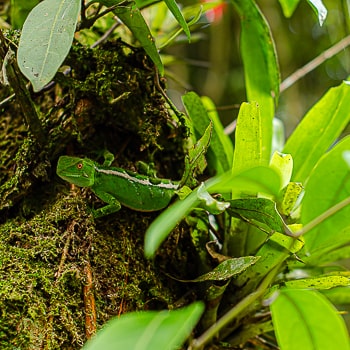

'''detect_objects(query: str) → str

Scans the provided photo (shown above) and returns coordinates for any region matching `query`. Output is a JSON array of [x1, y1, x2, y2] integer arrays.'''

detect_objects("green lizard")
[[56, 154, 180, 218], [55, 123, 229, 218]]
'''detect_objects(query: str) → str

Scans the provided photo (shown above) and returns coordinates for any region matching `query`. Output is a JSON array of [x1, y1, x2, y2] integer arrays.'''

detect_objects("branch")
[[280, 35, 350, 92]]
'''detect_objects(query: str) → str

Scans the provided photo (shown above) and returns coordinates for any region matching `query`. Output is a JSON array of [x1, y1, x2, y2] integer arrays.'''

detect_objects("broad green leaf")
[[307, 0, 327, 26], [323, 286, 350, 304], [207, 166, 281, 198], [145, 184, 202, 258], [10, 0, 40, 29], [176, 256, 260, 282], [99, 0, 164, 74], [113, 4, 163, 74], [311, 246, 350, 264], [233, 102, 269, 173], [271, 289, 350, 350], [270, 151, 293, 188], [182, 92, 232, 174], [299, 227, 350, 265], [232, 0, 280, 159], [83, 302, 204, 350], [163, 0, 190, 40], [283, 82, 350, 183], [285, 275, 350, 290], [145, 166, 281, 258], [234, 233, 303, 299], [278, 0, 300, 17], [17, 0, 81, 92], [227, 198, 285, 233], [301, 136, 350, 252]]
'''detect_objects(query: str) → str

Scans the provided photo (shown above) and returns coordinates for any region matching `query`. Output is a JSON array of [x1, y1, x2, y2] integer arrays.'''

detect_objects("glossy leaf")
[[233, 102, 269, 172], [208, 166, 281, 198], [232, 0, 280, 159], [301, 136, 350, 252], [145, 166, 281, 258], [270, 151, 293, 188], [323, 286, 350, 305], [283, 82, 350, 183], [285, 275, 350, 290], [271, 289, 350, 350], [227, 198, 285, 233], [307, 0, 327, 25], [144, 183, 201, 258], [83, 302, 204, 350], [234, 233, 303, 298], [178, 256, 260, 282], [299, 227, 350, 265], [17, 0, 81, 91]]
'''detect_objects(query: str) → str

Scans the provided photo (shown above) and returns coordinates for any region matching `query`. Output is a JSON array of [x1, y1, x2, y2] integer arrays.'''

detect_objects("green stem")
[[188, 264, 280, 350], [294, 196, 350, 238]]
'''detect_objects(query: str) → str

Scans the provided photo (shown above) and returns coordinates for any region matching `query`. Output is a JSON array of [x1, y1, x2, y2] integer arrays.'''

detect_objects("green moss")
[[0, 38, 190, 349], [0, 192, 181, 348]]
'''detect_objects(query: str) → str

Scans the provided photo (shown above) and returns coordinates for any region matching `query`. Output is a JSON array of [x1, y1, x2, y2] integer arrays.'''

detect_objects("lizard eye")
[[77, 163, 83, 169]]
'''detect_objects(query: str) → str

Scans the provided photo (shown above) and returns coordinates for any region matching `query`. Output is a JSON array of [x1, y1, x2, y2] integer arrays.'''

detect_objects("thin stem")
[[188, 264, 280, 350], [280, 35, 350, 92], [0, 92, 15, 107], [90, 17, 121, 48], [293, 196, 350, 238]]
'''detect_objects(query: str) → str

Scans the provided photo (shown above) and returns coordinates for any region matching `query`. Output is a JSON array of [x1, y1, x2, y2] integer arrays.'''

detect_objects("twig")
[[224, 35, 350, 135], [84, 259, 97, 339], [0, 92, 15, 107], [224, 119, 236, 135], [280, 34, 350, 93], [90, 17, 121, 48]]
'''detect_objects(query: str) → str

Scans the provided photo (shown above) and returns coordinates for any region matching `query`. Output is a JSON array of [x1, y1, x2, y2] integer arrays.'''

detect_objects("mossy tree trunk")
[[0, 40, 194, 349]]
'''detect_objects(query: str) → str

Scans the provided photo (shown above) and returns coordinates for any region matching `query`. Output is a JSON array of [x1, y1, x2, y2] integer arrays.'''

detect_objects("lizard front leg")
[[91, 189, 121, 218]]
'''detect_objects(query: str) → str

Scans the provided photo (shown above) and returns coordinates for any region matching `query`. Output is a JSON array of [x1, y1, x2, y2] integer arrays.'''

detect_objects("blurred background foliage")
[[161, 0, 350, 136], [1, 0, 349, 136]]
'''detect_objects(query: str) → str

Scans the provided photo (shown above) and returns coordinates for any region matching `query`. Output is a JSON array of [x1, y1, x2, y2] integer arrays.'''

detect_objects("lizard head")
[[57, 156, 95, 187]]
